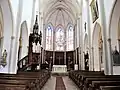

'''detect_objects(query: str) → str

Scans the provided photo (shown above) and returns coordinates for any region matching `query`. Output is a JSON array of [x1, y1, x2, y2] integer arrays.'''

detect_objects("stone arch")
[[92, 22, 103, 71], [109, 0, 120, 51], [108, 0, 120, 75], [18, 21, 29, 61], [0, 0, 14, 73]]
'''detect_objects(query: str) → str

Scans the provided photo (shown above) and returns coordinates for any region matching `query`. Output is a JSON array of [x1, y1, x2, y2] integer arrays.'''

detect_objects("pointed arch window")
[[46, 23, 53, 50], [55, 26, 64, 51], [67, 24, 74, 51]]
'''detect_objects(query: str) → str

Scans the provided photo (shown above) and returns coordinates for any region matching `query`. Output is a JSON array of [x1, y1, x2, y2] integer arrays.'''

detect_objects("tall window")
[[46, 24, 53, 50], [67, 25, 74, 51], [55, 26, 64, 51]]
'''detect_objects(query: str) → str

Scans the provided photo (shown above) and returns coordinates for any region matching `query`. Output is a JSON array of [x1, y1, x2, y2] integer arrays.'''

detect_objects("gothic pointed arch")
[[18, 21, 29, 60], [66, 23, 74, 51], [92, 22, 103, 71], [109, 0, 120, 51]]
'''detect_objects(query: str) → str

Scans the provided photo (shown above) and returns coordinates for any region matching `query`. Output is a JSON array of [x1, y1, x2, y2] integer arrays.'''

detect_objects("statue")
[[84, 22, 87, 32], [1, 49, 7, 67], [39, 31, 42, 45]]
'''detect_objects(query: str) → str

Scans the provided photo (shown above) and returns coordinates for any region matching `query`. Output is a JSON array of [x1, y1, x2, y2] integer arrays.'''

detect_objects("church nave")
[[42, 76, 79, 90]]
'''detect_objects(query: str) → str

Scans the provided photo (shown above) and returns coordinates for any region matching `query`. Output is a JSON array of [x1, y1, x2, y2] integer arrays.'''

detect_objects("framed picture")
[[90, 0, 99, 23]]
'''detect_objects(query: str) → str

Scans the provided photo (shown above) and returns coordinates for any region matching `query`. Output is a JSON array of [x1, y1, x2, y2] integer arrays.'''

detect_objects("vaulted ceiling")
[[40, 0, 81, 28]]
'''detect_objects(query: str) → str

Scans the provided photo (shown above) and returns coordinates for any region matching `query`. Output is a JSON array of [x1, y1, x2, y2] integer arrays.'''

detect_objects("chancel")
[[0, 0, 120, 90]]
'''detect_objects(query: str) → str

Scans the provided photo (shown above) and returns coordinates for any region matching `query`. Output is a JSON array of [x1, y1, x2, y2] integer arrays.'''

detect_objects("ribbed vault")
[[41, 0, 81, 28]]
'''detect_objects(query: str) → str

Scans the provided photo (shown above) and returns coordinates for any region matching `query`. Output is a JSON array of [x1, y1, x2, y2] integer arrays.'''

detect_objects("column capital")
[[107, 38, 111, 42]]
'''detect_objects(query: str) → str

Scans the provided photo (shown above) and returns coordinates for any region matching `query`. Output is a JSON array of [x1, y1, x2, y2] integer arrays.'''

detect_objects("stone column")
[[78, 16, 82, 70], [10, 0, 23, 73], [8, 36, 15, 73], [42, 22, 45, 64], [73, 25, 76, 65], [75, 21, 78, 70], [64, 28, 67, 65], [30, 0, 36, 33], [79, 16, 84, 70], [53, 51, 55, 65], [108, 38, 113, 75], [64, 52, 66, 65], [98, 0, 109, 75], [86, 0, 92, 71], [91, 47, 94, 71], [118, 39, 120, 52], [53, 28, 55, 65]]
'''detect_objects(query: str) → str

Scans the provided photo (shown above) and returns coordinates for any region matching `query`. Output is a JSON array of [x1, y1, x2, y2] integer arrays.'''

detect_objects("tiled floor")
[[62, 76, 80, 90], [41, 76, 79, 90], [41, 76, 56, 90]]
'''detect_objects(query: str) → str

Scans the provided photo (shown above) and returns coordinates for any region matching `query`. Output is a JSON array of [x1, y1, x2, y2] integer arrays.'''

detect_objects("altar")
[[52, 65, 67, 73]]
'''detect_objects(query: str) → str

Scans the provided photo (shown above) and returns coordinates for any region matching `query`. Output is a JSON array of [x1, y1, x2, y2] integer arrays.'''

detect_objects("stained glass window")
[[45, 23, 74, 51], [46, 24, 53, 50], [67, 25, 74, 50], [55, 26, 65, 51]]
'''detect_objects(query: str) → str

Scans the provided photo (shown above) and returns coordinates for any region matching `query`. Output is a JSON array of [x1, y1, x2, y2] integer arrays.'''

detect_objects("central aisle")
[[41, 76, 79, 90]]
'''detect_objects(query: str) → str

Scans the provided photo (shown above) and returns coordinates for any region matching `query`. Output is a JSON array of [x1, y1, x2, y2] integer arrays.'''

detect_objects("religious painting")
[[90, 0, 99, 23]]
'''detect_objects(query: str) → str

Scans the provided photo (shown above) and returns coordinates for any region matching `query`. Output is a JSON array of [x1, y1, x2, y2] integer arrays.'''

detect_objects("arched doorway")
[[92, 23, 103, 71], [18, 21, 29, 61]]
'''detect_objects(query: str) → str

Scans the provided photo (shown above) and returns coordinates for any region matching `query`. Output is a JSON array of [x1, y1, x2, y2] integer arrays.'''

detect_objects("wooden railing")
[[17, 55, 29, 71], [17, 53, 41, 71]]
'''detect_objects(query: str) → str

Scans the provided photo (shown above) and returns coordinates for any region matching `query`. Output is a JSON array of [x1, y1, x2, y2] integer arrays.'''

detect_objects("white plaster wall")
[[0, 0, 13, 73], [21, 0, 33, 35], [104, 0, 116, 38], [9, 0, 19, 36], [113, 66, 120, 75]]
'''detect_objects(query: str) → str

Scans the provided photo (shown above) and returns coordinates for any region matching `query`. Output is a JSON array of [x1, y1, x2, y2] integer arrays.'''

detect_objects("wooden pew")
[[84, 77, 120, 88], [0, 71, 50, 90], [100, 86, 120, 90], [0, 84, 27, 90], [90, 81, 120, 90]]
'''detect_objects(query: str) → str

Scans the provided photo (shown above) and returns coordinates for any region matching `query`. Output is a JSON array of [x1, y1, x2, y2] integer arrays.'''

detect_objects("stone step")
[[52, 72, 68, 76]]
